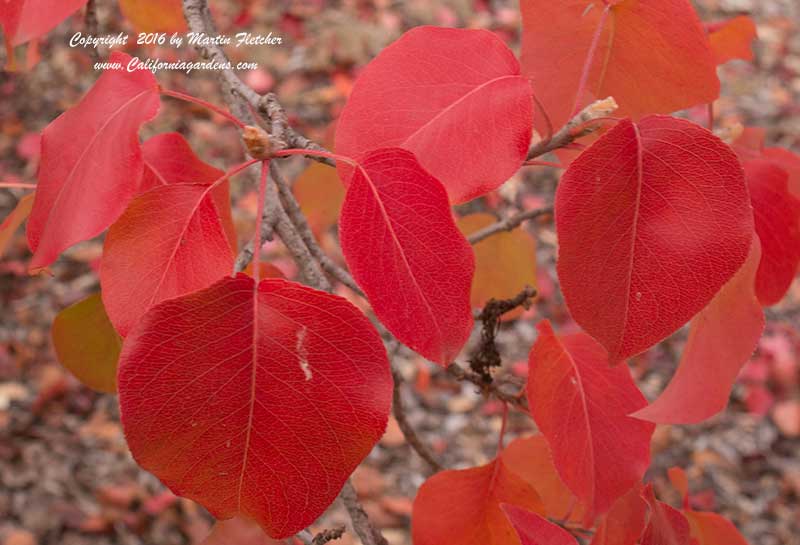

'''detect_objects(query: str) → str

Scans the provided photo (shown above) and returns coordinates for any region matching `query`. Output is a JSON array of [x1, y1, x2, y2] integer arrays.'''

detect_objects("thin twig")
[[526, 97, 618, 160], [446, 363, 528, 412], [339, 481, 388, 545], [271, 162, 362, 293], [392, 369, 444, 472], [467, 207, 554, 245]]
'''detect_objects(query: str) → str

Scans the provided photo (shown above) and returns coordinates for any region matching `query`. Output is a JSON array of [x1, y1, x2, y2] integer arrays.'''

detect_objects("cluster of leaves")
[[2, 0, 799, 543]]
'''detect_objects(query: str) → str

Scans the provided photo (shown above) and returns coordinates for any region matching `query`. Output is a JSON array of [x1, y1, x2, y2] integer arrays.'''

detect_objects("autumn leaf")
[[119, 0, 186, 34], [501, 435, 586, 523], [641, 485, 691, 545], [0, 0, 87, 46], [555, 116, 753, 362], [590, 484, 648, 545], [706, 16, 757, 65], [501, 503, 577, 545], [685, 511, 749, 545], [526, 320, 654, 524], [100, 182, 235, 336], [458, 213, 537, 319], [631, 238, 764, 424], [139, 132, 237, 249], [0, 192, 34, 258], [744, 160, 800, 306], [27, 51, 160, 271], [118, 274, 392, 538], [520, 0, 719, 133], [411, 458, 544, 545], [338, 148, 474, 365], [52, 293, 122, 393], [335, 26, 533, 203], [292, 161, 345, 237]]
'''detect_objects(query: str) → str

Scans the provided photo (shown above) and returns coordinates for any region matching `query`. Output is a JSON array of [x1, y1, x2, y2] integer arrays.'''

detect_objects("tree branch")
[[392, 369, 444, 472], [467, 206, 554, 245], [339, 480, 388, 545], [526, 97, 618, 160]]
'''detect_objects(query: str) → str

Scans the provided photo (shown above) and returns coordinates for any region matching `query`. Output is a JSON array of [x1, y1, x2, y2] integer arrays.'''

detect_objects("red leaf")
[[0, 192, 34, 258], [100, 182, 235, 336], [744, 160, 800, 305], [667, 467, 690, 509], [555, 116, 753, 362], [685, 511, 749, 545], [139, 132, 237, 249], [0, 0, 87, 46], [520, 1, 719, 132], [706, 16, 757, 65], [339, 148, 474, 364], [335, 26, 533, 203], [117, 274, 392, 538], [27, 51, 160, 271], [641, 485, 691, 545], [590, 485, 648, 545], [526, 320, 654, 524], [631, 238, 764, 424], [762, 147, 800, 197], [411, 458, 544, 545], [501, 503, 577, 545]]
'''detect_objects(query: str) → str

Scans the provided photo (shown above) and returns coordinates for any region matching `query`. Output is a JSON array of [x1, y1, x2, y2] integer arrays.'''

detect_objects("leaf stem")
[[496, 402, 509, 456], [271, 148, 356, 168], [251, 160, 270, 283], [161, 88, 246, 128], [523, 160, 564, 169], [0, 182, 36, 189]]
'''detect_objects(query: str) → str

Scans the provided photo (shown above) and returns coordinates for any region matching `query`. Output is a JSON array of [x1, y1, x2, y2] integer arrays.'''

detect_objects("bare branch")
[[392, 369, 444, 472], [446, 363, 528, 412], [271, 163, 362, 293], [339, 480, 388, 545], [526, 97, 618, 160], [467, 206, 553, 245]]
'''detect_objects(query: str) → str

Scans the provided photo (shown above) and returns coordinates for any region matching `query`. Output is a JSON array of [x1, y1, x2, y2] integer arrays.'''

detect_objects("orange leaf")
[[119, 0, 186, 33], [412, 458, 544, 545], [685, 511, 749, 545], [293, 161, 345, 237], [501, 435, 586, 523], [641, 485, 691, 545], [631, 238, 764, 424], [458, 213, 537, 319], [706, 16, 757, 65], [590, 484, 647, 545], [521, 0, 719, 132], [0, 192, 34, 258], [52, 293, 122, 393], [667, 467, 689, 509]]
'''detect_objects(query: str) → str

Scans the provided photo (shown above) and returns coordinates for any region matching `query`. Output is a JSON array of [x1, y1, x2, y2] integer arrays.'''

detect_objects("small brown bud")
[[242, 125, 272, 159]]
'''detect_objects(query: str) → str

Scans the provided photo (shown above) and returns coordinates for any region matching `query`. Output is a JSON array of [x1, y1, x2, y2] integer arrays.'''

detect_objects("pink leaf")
[[339, 148, 474, 364], [501, 503, 578, 545], [118, 274, 392, 538], [335, 26, 533, 203], [632, 237, 764, 424], [555, 116, 753, 362], [27, 51, 160, 271], [526, 320, 654, 524]]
